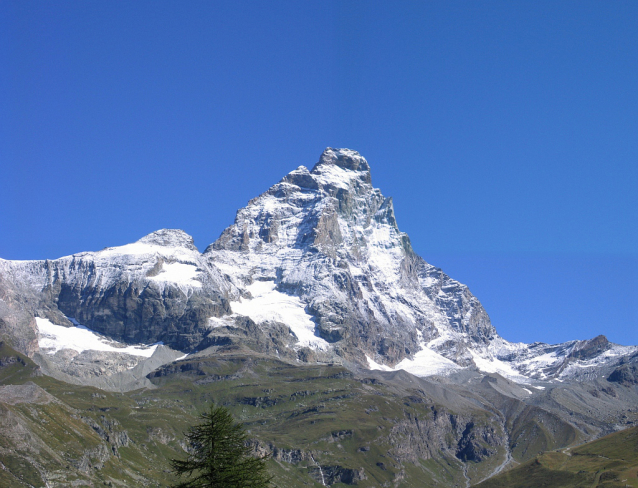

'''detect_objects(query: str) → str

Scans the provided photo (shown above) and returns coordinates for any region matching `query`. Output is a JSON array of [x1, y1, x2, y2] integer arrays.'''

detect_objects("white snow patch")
[[366, 355, 393, 371], [150, 262, 201, 287], [230, 281, 329, 351], [522, 388, 533, 395], [312, 163, 360, 190], [519, 351, 561, 369], [96, 241, 200, 261], [96, 242, 159, 257], [366, 340, 460, 377], [394, 346, 461, 377], [97, 242, 197, 260], [469, 349, 530, 383], [366, 225, 403, 283], [36, 317, 160, 357], [207, 315, 237, 328]]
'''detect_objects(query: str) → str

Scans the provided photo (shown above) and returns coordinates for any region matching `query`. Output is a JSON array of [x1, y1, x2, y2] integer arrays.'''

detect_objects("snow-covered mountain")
[[206, 148, 496, 369], [0, 148, 635, 387], [202, 147, 637, 382]]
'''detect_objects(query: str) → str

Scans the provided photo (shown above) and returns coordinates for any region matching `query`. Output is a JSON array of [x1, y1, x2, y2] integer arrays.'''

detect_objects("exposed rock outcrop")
[[608, 363, 638, 386]]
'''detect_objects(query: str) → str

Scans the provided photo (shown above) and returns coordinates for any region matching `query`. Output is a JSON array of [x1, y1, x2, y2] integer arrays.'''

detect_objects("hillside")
[[476, 426, 638, 488]]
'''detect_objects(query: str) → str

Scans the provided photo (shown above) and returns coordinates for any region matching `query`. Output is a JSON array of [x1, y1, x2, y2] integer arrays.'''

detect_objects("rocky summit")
[[206, 147, 497, 369], [1, 148, 637, 487]]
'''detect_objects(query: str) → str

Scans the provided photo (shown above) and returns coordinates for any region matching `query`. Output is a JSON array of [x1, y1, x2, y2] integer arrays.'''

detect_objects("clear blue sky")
[[2, 1, 637, 346]]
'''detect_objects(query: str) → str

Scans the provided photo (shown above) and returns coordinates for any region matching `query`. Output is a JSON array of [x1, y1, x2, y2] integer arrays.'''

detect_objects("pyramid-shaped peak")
[[136, 229, 197, 251], [280, 148, 372, 191], [313, 147, 370, 173]]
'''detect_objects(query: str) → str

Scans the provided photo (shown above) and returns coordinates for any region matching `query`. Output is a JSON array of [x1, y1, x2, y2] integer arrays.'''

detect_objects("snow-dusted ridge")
[[1, 229, 220, 295]]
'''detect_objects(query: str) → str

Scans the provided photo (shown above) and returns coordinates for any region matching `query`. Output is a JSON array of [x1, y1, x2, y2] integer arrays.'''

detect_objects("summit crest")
[[313, 147, 371, 173]]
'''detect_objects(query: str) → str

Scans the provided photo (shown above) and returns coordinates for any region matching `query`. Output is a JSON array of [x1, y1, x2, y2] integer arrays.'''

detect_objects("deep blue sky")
[[2, 1, 637, 346]]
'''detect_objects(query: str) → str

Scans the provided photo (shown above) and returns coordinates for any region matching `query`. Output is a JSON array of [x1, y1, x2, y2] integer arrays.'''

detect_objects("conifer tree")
[[171, 404, 272, 488]]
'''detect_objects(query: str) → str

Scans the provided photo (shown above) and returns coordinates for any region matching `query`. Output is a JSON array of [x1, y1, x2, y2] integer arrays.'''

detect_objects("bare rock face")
[[308, 465, 367, 486], [0, 311, 39, 358], [0, 265, 43, 357], [56, 279, 228, 349], [569, 335, 612, 361], [385, 406, 504, 465], [0, 382, 55, 405], [608, 363, 638, 386]]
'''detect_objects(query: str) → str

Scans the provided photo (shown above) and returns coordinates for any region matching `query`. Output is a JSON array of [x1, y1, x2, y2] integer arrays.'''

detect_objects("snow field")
[[150, 262, 201, 287], [367, 332, 461, 377], [230, 281, 329, 351], [469, 349, 531, 383], [36, 317, 161, 357]]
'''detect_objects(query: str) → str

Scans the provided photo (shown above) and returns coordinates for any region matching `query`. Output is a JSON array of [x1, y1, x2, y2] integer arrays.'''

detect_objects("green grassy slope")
[[1, 344, 500, 487], [476, 426, 638, 488], [3, 341, 626, 487]]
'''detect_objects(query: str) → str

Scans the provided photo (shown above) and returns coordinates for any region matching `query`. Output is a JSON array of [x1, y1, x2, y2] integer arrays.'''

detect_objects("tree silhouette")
[[171, 404, 272, 488]]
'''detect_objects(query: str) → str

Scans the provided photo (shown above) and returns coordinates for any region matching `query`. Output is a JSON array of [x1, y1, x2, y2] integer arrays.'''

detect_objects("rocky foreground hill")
[[1, 148, 637, 487]]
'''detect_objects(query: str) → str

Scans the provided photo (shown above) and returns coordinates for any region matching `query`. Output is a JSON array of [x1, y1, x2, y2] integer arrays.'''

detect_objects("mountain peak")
[[136, 229, 198, 251], [313, 147, 370, 173]]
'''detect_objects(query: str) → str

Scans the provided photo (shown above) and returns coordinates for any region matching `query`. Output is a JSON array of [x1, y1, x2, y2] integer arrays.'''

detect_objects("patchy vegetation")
[[477, 426, 638, 488]]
